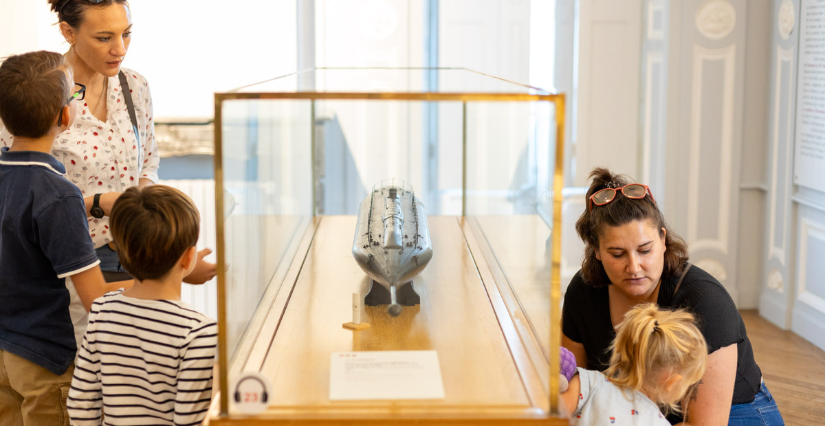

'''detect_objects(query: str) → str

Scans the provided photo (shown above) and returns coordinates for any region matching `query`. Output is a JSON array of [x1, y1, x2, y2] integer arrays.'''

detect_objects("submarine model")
[[352, 181, 433, 317]]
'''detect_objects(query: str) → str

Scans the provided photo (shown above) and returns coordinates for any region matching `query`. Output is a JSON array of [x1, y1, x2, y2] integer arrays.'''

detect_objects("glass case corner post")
[[461, 101, 468, 217], [213, 93, 230, 417], [549, 94, 566, 415], [311, 98, 317, 217]]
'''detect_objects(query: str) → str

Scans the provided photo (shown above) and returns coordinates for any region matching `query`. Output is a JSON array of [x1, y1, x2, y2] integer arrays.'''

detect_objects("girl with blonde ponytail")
[[561, 304, 707, 425]]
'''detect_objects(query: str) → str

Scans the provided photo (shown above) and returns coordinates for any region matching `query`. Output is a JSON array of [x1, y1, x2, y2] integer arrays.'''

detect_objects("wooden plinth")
[[342, 322, 370, 330], [210, 216, 566, 425]]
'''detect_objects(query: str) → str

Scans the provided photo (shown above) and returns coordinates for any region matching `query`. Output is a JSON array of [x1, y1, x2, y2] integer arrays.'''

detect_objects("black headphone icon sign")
[[234, 376, 269, 404]]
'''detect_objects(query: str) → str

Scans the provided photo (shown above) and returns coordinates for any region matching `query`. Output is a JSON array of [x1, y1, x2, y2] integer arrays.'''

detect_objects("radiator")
[[158, 179, 218, 320]]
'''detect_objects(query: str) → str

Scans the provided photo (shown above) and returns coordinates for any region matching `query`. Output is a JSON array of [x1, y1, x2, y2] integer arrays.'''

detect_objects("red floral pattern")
[[0, 68, 159, 248]]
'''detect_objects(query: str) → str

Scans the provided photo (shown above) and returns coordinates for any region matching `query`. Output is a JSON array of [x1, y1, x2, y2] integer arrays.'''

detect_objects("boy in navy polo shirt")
[[0, 51, 119, 425]]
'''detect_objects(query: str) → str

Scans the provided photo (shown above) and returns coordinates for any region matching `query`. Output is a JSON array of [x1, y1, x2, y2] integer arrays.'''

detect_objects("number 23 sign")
[[232, 372, 272, 414]]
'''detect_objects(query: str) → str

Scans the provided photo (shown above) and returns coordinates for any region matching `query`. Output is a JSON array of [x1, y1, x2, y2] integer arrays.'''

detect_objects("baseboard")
[[759, 293, 790, 330], [792, 306, 825, 352]]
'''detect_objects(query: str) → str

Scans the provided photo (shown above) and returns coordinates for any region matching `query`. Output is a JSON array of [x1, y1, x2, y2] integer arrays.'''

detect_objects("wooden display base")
[[341, 322, 370, 330], [212, 216, 566, 425]]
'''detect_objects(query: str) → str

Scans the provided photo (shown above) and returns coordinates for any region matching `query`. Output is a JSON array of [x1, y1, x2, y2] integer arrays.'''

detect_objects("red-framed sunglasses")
[[588, 183, 656, 211]]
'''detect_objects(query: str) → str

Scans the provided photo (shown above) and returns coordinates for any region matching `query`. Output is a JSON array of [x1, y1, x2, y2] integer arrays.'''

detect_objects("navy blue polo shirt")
[[0, 147, 99, 375]]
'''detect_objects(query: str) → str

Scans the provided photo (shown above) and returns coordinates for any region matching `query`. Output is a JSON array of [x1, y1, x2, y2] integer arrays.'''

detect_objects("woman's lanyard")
[[117, 71, 142, 168], [672, 263, 692, 297]]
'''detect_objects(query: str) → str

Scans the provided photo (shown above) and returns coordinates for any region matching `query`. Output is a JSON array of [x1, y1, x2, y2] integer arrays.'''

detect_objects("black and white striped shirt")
[[68, 290, 217, 426]]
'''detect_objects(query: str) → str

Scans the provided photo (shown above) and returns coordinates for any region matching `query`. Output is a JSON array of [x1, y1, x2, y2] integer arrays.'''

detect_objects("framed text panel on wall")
[[793, 0, 825, 192]]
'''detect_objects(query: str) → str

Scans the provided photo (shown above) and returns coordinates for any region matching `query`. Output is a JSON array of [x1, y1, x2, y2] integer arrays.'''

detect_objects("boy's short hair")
[[110, 186, 200, 281], [0, 51, 71, 138]]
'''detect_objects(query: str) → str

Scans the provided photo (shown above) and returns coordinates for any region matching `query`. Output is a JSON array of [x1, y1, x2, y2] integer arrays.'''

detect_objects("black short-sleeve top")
[[562, 264, 762, 405]]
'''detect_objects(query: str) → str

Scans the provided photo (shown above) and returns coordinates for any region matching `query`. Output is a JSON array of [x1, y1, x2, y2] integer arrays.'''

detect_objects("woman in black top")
[[562, 167, 783, 425]]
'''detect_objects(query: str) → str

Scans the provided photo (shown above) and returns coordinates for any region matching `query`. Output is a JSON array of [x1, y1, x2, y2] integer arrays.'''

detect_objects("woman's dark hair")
[[575, 167, 689, 287], [48, 0, 129, 28]]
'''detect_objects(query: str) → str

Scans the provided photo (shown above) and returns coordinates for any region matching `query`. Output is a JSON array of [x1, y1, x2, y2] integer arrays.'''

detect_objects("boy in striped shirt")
[[68, 186, 217, 426]]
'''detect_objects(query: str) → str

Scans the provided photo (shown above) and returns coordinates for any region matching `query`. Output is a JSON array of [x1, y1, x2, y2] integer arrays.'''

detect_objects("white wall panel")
[[792, 205, 825, 350], [641, 0, 670, 208], [687, 45, 735, 255], [768, 47, 795, 266], [798, 218, 825, 303], [574, 0, 642, 186], [642, 52, 664, 185], [665, 0, 747, 302], [760, 0, 801, 329], [647, 0, 665, 40], [735, 0, 771, 310]]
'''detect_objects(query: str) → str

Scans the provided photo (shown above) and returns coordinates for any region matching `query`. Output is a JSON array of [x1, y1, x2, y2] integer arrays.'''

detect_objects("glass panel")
[[214, 68, 565, 420], [234, 68, 552, 95], [221, 99, 313, 367], [465, 99, 558, 383], [313, 99, 463, 215]]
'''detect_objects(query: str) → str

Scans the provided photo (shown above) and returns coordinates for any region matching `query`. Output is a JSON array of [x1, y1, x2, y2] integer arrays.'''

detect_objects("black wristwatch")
[[90, 193, 105, 219]]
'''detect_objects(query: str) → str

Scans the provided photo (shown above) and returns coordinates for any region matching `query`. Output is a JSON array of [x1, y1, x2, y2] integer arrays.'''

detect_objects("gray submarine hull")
[[352, 182, 433, 316]]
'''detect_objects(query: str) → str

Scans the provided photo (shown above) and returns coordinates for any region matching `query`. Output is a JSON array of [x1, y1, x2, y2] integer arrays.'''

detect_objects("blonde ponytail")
[[604, 304, 707, 415]]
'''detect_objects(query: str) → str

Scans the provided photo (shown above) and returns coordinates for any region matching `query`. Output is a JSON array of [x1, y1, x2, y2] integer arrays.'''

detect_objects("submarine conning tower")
[[382, 187, 404, 249]]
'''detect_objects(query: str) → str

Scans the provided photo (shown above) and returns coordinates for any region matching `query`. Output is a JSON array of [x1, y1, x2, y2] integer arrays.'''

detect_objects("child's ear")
[[180, 246, 198, 271], [664, 373, 683, 394], [59, 105, 71, 131]]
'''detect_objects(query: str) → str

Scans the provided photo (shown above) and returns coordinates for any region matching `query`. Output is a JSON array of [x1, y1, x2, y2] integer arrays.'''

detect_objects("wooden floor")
[[741, 310, 825, 425]]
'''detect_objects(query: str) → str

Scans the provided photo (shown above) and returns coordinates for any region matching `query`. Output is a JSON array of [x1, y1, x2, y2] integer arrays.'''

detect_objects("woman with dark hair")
[[0, 0, 215, 284], [562, 167, 783, 425]]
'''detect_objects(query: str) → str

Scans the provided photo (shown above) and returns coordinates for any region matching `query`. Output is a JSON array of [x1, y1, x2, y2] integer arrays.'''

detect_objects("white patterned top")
[[571, 368, 670, 426], [0, 67, 160, 249]]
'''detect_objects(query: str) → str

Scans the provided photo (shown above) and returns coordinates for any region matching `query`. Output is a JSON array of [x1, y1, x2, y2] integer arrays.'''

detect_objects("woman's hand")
[[183, 248, 217, 284], [139, 178, 154, 189], [683, 344, 737, 426]]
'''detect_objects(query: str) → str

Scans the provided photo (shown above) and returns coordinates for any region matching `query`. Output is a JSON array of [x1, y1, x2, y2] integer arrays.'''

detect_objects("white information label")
[[794, 0, 825, 192], [231, 372, 272, 414], [329, 351, 445, 401]]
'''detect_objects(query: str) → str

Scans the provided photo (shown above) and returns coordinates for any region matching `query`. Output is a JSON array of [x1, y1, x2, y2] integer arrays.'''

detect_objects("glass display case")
[[209, 68, 567, 424]]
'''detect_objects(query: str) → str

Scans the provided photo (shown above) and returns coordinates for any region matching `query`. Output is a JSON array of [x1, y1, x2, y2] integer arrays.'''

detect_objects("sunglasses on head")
[[57, 83, 86, 127], [588, 183, 657, 212]]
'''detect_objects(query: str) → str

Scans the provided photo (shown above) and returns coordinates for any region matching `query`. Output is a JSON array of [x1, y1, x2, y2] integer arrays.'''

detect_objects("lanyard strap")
[[673, 262, 692, 298], [117, 71, 141, 166]]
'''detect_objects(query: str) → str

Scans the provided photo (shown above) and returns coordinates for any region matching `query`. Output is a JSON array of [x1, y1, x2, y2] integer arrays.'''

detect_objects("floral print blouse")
[[0, 67, 159, 249]]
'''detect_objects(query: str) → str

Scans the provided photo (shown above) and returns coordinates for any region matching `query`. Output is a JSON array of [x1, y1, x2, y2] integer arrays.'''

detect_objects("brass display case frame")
[[211, 68, 566, 424]]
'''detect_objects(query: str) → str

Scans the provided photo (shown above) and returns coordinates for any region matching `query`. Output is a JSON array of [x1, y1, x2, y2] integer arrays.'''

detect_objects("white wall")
[[738, 1, 772, 309], [573, 0, 642, 187], [0, 0, 297, 119], [635, 0, 777, 310], [759, 0, 825, 351], [0, 1, 65, 58]]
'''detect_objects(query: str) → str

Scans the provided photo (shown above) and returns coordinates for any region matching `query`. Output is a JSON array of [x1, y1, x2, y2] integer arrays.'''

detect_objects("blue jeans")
[[728, 382, 784, 426], [95, 245, 125, 272]]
